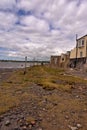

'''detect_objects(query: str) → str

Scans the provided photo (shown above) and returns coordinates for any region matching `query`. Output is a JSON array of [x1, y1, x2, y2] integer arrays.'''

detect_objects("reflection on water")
[[0, 62, 34, 68]]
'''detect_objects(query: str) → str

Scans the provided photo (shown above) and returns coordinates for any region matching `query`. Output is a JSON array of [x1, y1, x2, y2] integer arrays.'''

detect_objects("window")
[[78, 40, 81, 47], [78, 39, 84, 47], [62, 58, 64, 61], [80, 51, 83, 57], [82, 40, 84, 46]]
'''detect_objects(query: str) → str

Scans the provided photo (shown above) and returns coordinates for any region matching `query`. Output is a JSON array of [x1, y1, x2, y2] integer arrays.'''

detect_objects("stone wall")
[[50, 53, 70, 68]]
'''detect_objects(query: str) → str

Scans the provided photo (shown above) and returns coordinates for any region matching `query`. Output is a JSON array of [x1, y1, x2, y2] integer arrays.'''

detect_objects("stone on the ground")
[[31, 120, 36, 126], [38, 128, 43, 130], [29, 124, 32, 129], [13, 127, 20, 130], [22, 126, 27, 130], [68, 125, 78, 130], [77, 124, 82, 128], [5, 120, 11, 126], [65, 115, 69, 119]]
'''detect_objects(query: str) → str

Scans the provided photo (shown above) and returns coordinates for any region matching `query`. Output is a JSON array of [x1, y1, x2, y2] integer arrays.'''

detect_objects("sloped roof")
[[77, 34, 87, 40]]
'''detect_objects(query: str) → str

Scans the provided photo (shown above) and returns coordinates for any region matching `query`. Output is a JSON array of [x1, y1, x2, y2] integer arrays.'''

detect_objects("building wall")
[[77, 37, 87, 58], [60, 54, 66, 63], [70, 48, 76, 59], [70, 35, 87, 59], [60, 53, 70, 67], [50, 52, 70, 68], [50, 56, 61, 67], [50, 35, 87, 68]]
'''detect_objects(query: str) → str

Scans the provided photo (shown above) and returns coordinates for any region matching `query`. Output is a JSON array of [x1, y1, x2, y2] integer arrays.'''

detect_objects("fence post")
[[24, 56, 27, 74]]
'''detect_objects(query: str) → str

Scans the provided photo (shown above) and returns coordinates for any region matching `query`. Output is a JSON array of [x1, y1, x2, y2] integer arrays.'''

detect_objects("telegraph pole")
[[24, 56, 27, 74], [75, 34, 78, 67], [33, 57, 35, 66]]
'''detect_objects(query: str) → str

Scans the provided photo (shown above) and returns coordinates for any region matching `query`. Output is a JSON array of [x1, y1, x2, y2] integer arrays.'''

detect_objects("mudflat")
[[0, 66, 87, 130]]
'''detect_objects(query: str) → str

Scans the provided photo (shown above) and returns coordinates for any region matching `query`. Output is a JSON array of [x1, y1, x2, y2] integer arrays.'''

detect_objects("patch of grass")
[[0, 94, 20, 114], [42, 82, 57, 90], [26, 116, 35, 124]]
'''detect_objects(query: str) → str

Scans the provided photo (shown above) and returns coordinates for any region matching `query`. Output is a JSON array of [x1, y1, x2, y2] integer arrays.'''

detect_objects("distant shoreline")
[[0, 60, 50, 63]]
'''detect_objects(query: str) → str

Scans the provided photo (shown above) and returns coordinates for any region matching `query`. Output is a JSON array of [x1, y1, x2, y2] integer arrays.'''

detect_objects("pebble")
[[42, 108, 45, 111], [83, 108, 87, 112], [29, 124, 32, 129], [31, 120, 36, 126], [20, 115, 24, 119], [76, 95, 79, 98], [38, 128, 43, 130], [65, 115, 69, 119], [13, 127, 20, 130], [68, 125, 78, 130], [22, 126, 27, 130], [25, 122, 29, 127], [77, 124, 82, 128], [33, 106, 37, 109], [38, 118, 43, 121], [52, 122, 57, 125], [5, 120, 11, 126]]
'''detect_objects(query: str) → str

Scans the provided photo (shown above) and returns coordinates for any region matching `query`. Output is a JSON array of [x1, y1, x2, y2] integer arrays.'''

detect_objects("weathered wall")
[[70, 48, 76, 59], [50, 56, 61, 67], [70, 35, 87, 59], [77, 37, 87, 58], [50, 53, 70, 68]]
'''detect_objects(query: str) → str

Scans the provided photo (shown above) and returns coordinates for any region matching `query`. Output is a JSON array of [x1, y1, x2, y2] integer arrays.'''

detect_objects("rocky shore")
[[0, 67, 87, 130]]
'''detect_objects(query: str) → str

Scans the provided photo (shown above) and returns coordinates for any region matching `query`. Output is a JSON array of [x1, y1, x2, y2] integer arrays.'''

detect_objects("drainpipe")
[[75, 34, 78, 67]]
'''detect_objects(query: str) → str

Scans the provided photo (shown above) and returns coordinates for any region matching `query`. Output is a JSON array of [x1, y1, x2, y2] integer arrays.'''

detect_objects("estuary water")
[[0, 61, 34, 69]]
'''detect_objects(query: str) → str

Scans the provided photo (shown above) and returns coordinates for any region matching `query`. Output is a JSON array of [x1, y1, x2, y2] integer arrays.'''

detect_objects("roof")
[[77, 34, 87, 40]]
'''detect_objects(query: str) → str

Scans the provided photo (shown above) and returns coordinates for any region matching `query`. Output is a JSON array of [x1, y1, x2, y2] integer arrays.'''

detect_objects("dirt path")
[[0, 68, 87, 130]]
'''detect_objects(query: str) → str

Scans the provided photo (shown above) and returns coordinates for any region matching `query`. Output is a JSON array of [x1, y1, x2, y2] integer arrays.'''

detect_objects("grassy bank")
[[0, 66, 87, 115]]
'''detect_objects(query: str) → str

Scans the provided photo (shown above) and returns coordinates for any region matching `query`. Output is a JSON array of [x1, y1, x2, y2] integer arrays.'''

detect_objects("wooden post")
[[24, 56, 27, 74], [33, 57, 35, 66]]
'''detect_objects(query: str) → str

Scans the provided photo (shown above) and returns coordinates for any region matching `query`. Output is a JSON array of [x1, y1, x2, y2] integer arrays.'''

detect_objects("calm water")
[[0, 61, 34, 68]]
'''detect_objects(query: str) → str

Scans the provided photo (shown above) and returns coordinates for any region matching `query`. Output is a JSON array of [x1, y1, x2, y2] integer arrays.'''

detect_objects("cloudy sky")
[[0, 0, 87, 61]]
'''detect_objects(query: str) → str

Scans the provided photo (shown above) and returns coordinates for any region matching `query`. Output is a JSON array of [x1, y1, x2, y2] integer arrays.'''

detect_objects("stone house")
[[60, 52, 70, 67], [50, 55, 61, 67], [50, 34, 87, 68], [70, 34, 87, 67], [50, 51, 70, 68]]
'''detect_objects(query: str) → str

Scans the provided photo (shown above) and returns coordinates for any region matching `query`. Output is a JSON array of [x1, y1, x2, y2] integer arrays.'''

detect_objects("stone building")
[[50, 55, 61, 67], [50, 51, 70, 68], [70, 34, 87, 67], [50, 34, 87, 68], [60, 52, 70, 67]]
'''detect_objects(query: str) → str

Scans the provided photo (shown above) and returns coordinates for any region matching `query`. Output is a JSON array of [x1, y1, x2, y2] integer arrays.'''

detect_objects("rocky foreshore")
[[0, 67, 87, 130]]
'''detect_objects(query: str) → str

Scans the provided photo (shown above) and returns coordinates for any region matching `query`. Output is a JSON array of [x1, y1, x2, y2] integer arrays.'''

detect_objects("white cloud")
[[0, 0, 16, 10], [0, 12, 18, 30], [20, 15, 49, 33], [0, 0, 87, 60]]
